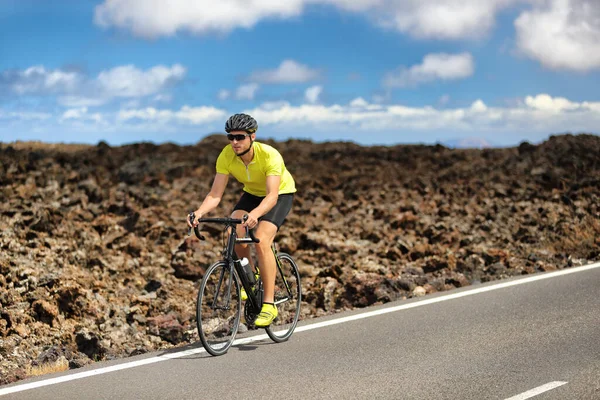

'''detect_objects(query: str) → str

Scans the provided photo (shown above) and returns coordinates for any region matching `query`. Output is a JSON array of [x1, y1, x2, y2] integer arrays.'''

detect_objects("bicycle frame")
[[190, 213, 297, 321], [190, 216, 263, 315], [220, 238, 296, 314], [192, 214, 302, 353]]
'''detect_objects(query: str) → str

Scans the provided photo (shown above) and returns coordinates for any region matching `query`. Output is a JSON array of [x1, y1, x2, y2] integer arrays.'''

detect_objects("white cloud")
[[58, 96, 109, 107], [257, 101, 290, 111], [235, 83, 260, 100], [5, 94, 599, 146], [91, 0, 600, 75], [0, 109, 52, 120], [241, 93, 600, 137], [2, 64, 187, 107], [118, 105, 226, 124], [581, 101, 600, 113], [377, 0, 518, 39], [515, 0, 600, 71], [96, 64, 186, 97], [60, 107, 104, 123], [350, 97, 369, 108], [249, 60, 321, 84], [94, 0, 520, 40], [525, 93, 580, 112], [470, 99, 487, 112], [305, 85, 323, 104], [350, 97, 383, 111], [438, 94, 451, 105], [122, 99, 141, 109], [372, 93, 390, 104], [324, 0, 522, 39], [153, 94, 173, 103], [61, 107, 88, 120], [1, 66, 81, 95], [384, 52, 474, 88], [320, 0, 383, 13], [94, 0, 306, 38], [218, 89, 231, 101]]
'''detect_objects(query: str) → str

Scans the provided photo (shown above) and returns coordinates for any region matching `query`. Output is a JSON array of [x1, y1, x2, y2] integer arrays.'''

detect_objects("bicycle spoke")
[[197, 262, 241, 355]]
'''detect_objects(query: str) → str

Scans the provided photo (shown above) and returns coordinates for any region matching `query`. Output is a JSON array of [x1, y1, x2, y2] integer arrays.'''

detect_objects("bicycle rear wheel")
[[266, 252, 301, 342], [196, 261, 241, 356]]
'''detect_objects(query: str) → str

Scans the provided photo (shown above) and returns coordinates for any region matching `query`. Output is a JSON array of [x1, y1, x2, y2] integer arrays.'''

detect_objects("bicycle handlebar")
[[187, 213, 260, 243]]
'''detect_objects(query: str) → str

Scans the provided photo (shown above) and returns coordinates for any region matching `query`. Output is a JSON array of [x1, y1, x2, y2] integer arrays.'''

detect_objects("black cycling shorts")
[[233, 192, 294, 229]]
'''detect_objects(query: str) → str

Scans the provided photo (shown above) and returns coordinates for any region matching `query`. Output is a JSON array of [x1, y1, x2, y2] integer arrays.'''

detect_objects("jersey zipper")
[[243, 161, 255, 181], [236, 154, 255, 182]]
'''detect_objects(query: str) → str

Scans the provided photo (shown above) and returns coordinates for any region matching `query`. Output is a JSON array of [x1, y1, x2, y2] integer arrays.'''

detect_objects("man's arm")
[[190, 173, 229, 225], [245, 175, 280, 228]]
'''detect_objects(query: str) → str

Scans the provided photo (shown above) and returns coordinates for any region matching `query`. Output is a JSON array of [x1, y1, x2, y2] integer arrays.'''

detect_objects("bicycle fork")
[[211, 264, 235, 311]]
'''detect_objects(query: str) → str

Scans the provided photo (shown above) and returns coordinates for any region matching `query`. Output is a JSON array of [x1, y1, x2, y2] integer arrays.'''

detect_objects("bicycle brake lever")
[[187, 211, 195, 236], [242, 214, 260, 243]]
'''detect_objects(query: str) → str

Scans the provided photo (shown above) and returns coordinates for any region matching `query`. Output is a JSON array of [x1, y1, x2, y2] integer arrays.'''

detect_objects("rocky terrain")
[[1, 133, 599, 384]]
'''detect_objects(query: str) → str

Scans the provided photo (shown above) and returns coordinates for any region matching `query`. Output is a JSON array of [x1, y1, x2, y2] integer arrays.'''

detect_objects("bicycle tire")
[[196, 261, 241, 356], [266, 252, 302, 342]]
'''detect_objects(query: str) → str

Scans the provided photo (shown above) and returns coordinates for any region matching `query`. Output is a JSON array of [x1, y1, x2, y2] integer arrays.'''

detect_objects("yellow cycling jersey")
[[216, 141, 296, 196]]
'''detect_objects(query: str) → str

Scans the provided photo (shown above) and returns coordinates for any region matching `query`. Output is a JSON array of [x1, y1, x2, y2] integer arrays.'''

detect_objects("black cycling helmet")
[[225, 113, 258, 133]]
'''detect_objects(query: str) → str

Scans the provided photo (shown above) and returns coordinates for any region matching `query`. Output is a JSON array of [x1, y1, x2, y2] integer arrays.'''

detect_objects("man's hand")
[[243, 212, 259, 229], [187, 211, 201, 228]]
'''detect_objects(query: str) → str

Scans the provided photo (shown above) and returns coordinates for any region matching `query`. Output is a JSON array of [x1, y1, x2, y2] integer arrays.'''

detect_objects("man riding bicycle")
[[187, 113, 296, 328]]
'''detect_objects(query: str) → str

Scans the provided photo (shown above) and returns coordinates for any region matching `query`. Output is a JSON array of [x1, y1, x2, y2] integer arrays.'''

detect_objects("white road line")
[[504, 381, 568, 400], [292, 261, 600, 334], [1, 261, 598, 397]]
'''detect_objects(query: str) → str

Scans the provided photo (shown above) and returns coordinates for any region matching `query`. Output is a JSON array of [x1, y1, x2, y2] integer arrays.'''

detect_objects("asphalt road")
[[2, 263, 599, 400]]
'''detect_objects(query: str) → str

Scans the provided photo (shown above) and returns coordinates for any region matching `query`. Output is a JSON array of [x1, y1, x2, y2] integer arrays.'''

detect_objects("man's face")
[[228, 130, 254, 155]]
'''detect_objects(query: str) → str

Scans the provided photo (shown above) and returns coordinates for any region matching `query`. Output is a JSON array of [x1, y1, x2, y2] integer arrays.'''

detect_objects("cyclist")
[[187, 113, 296, 327]]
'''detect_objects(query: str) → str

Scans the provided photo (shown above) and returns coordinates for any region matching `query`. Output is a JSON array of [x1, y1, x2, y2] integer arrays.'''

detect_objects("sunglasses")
[[227, 133, 251, 141]]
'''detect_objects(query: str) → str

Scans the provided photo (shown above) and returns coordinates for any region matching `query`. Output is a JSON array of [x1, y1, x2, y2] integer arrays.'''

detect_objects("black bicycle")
[[188, 213, 302, 356]]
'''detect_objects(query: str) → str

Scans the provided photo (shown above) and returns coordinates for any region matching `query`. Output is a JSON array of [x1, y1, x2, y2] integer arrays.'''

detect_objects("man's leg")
[[231, 209, 254, 269], [254, 220, 278, 303]]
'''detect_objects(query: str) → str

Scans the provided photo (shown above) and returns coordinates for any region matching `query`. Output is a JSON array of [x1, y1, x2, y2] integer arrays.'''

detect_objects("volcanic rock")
[[0, 133, 598, 384]]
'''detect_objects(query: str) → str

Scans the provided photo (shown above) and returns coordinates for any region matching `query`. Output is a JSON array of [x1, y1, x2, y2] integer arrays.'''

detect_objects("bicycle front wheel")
[[196, 261, 241, 356], [266, 252, 302, 342]]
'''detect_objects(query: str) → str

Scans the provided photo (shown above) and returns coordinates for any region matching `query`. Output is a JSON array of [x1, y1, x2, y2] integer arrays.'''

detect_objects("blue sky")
[[1, 0, 599, 147]]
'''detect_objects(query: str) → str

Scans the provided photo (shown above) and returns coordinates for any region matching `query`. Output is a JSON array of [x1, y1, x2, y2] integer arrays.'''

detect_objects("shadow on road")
[[153, 334, 276, 360]]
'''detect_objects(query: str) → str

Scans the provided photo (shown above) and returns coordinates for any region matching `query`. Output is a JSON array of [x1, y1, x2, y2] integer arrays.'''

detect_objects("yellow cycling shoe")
[[254, 303, 278, 327]]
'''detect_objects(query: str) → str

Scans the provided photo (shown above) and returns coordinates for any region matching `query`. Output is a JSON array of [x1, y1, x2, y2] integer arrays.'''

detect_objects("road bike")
[[188, 213, 302, 356]]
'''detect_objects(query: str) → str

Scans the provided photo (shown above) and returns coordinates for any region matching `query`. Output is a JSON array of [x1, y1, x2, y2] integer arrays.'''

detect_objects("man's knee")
[[255, 222, 276, 254], [231, 209, 246, 217], [256, 238, 273, 254]]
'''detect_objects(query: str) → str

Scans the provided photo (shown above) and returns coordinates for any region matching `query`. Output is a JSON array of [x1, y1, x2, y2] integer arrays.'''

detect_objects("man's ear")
[[251, 133, 257, 141]]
